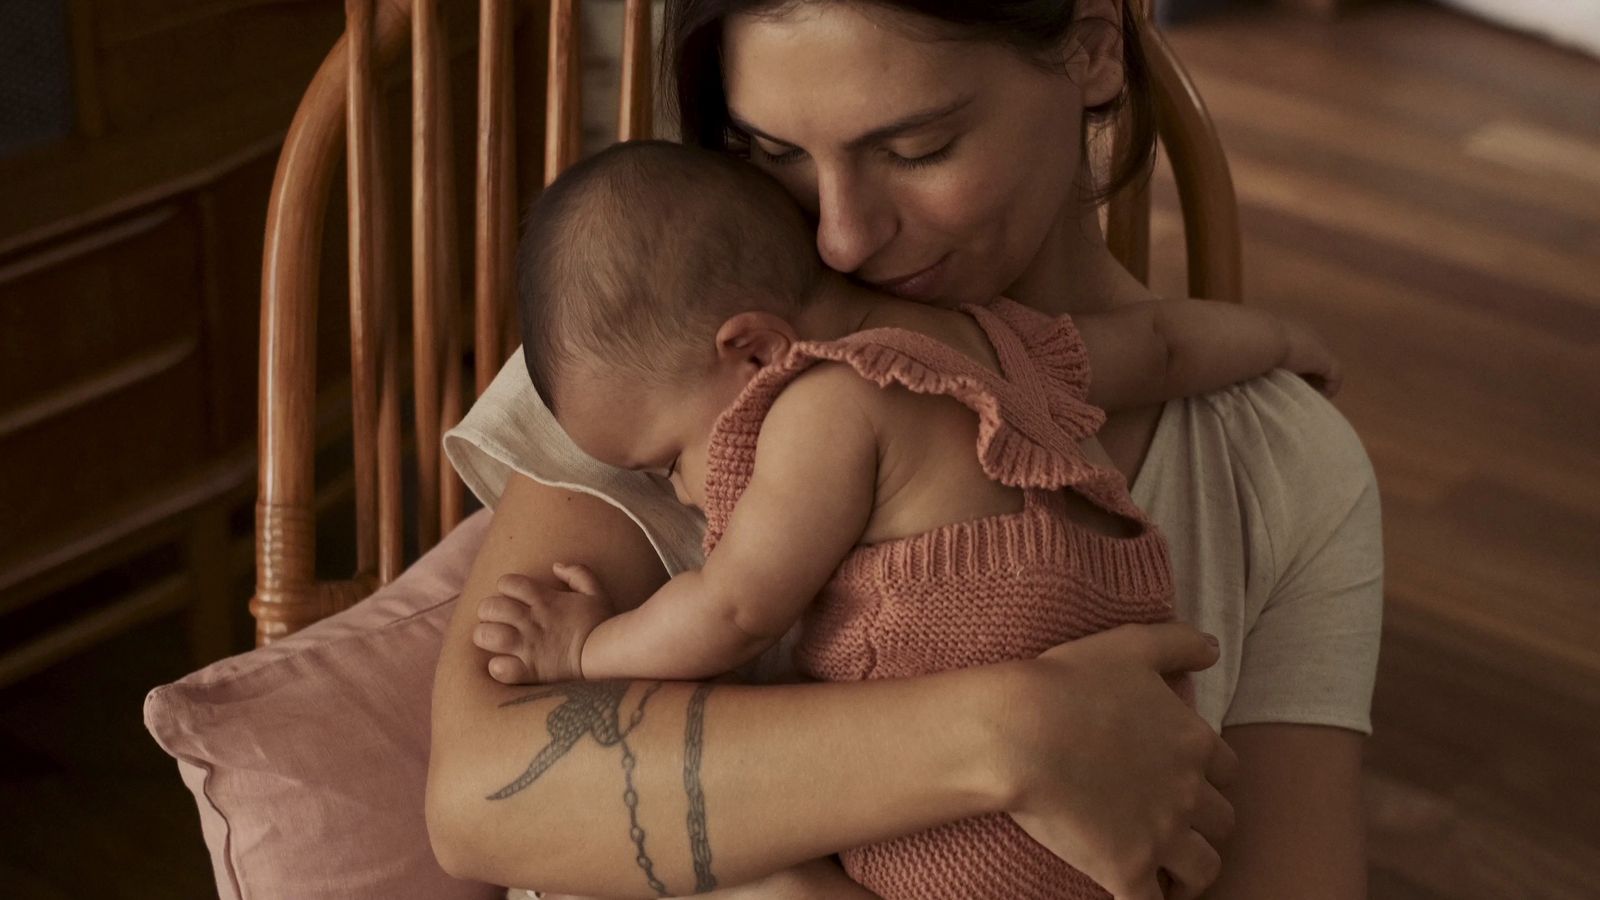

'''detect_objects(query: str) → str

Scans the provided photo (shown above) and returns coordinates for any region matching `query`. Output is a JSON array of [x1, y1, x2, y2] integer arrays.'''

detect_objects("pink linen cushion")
[[144, 509, 501, 900]]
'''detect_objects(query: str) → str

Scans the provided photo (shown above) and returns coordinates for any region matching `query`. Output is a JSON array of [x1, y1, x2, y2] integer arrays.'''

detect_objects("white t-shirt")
[[445, 352, 1382, 736]]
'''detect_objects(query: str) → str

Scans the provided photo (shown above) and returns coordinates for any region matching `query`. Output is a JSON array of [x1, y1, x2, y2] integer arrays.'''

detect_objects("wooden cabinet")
[[0, 0, 349, 686]]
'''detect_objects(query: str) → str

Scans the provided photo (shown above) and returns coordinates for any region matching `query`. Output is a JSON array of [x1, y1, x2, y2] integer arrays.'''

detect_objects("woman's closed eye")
[[745, 133, 958, 170], [886, 138, 957, 169], [751, 138, 806, 166]]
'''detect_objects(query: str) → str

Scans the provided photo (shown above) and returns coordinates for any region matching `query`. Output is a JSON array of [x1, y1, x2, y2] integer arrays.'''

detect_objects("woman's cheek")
[[914, 174, 1017, 300]]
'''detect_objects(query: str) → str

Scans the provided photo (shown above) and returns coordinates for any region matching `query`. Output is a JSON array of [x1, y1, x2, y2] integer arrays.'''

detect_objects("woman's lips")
[[869, 253, 951, 302]]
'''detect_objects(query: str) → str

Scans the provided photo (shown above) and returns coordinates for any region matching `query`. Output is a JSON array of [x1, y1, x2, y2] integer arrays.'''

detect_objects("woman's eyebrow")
[[729, 94, 975, 151]]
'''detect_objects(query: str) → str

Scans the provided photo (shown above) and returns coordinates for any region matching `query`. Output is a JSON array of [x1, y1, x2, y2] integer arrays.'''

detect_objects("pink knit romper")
[[702, 297, 1191, 900]]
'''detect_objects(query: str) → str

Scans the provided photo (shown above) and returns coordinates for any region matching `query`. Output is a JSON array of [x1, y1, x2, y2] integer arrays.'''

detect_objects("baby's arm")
[[578, 364, 879, 681], [1074, 299, 1341, 411]]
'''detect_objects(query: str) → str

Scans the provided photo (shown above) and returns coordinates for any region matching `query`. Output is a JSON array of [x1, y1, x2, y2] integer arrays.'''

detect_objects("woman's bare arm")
[[426, 473, 999, 897], [1201, 724, 1366, 900], [427, 473, 1238, 900]]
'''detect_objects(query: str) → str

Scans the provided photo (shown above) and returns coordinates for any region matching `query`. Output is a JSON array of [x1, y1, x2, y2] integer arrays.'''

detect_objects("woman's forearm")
[[427, 475, 1008, 897], [431, 669, 1002, 896]]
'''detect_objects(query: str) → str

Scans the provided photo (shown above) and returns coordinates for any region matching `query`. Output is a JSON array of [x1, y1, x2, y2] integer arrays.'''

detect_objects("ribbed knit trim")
[[830, 497, 1174, 603]]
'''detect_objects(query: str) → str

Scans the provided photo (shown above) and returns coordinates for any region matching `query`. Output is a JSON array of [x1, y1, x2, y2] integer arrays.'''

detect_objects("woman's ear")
[[714, 311, 797, 370], [1063, 0, 1126, 111]]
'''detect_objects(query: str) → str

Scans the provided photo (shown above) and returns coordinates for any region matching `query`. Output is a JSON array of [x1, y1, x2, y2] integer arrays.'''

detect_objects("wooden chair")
[[251, 0, 1240, 645]]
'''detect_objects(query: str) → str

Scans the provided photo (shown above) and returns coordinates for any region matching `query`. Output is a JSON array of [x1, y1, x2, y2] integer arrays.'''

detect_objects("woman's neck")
[[1005, 196, 1154, 316]]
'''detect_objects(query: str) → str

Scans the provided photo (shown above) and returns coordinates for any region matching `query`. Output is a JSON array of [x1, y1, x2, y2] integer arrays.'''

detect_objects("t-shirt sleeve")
[[443, 350, 709, 576], [1219, 375, 1384, 735]]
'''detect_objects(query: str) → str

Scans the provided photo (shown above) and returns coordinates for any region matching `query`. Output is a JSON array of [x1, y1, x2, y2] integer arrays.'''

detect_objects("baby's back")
[[782, 299, 1177, 678], [779, 298, 1184, 900], [798, 373, 1176, 682]]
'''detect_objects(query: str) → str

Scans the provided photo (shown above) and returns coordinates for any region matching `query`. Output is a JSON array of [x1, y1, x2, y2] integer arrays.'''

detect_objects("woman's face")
[[722, 3, 1091, 307]]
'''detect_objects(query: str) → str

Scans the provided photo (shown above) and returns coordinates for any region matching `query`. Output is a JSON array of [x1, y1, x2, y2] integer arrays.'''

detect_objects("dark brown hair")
[[664, 0, 1156, 203], [517, 140, 822, 413]]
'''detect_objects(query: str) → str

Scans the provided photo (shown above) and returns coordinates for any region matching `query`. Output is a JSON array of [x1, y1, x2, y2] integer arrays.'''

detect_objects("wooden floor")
[[1155, 4, 1600, 898], [2, 2, 1597, 897]]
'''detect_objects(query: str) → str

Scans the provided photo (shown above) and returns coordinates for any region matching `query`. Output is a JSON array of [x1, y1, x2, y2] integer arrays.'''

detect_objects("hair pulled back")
[[664, 0, 1156, 202]]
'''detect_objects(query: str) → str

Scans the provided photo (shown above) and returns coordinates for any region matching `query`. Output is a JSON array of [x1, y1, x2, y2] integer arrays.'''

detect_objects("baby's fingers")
[[473, 621, 522, 654], [487, 655, 535, 685], [478, 593, 532, 625], [553, 562, 603, 597], [495, 573, 546, 602]]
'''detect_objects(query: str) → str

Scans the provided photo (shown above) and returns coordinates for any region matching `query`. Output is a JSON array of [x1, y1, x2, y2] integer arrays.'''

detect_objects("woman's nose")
[[814, 169, 896, 275]]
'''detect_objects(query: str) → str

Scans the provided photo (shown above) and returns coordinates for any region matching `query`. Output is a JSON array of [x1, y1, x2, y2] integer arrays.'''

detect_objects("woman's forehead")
[[723, 4, 1010, 142]]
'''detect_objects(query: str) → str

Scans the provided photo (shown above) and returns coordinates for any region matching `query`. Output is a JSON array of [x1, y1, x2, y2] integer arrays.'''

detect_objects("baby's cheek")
[[678, 455, 707, 508], [675, 475, 700, 510]]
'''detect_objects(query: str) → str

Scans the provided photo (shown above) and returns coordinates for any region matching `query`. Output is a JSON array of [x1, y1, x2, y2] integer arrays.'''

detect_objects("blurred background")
[[1, 0, 1596, 897]]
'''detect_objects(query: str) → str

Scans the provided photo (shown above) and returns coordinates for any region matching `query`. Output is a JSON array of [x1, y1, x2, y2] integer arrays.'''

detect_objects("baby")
[[474, 141, 1336, 899]]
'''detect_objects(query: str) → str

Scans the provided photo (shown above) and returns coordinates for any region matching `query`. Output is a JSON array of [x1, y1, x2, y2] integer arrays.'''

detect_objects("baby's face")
[[557, 363, 754, 510]]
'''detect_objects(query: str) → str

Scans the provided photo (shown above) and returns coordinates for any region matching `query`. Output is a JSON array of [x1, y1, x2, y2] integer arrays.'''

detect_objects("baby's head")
[[517, 140, 824, 504]]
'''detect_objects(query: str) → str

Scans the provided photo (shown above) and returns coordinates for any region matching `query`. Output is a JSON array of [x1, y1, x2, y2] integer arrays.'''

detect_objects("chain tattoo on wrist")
[[487, 680, 719, 896], [684, 683, 716, 892]]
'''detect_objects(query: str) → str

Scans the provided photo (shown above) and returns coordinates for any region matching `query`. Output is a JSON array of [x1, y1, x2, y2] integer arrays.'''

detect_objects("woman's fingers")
[[1113, 875, 1165, 900], [1156, 830, 1223, 900], [1139, 622, 1222, 675], [1188, 782, 1237, 849], [1207, 736, 1240, 792], [1006, 623, 1238, 899]]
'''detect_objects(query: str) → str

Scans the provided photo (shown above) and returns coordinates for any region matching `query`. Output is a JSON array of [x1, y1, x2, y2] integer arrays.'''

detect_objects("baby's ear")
[[714, 311, 797, 368]]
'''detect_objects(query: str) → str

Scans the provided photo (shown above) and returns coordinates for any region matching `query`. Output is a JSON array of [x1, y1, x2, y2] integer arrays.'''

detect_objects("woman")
[[425, 2, 1382, 899]]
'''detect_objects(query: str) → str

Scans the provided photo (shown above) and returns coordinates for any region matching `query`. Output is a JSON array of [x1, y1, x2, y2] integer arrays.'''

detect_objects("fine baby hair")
[[516, 140, 825, 413]]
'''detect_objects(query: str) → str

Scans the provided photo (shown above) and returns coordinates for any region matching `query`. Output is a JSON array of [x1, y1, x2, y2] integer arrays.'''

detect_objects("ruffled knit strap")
[[964, 298, 1156, 524], [963, 297, 1104, 441], [701, 303, 1113, 554]]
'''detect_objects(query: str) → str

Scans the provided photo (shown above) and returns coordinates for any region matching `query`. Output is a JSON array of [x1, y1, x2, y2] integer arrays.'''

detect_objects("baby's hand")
[[1281, 319, 1343, 398], [473, 564, 615, 684]]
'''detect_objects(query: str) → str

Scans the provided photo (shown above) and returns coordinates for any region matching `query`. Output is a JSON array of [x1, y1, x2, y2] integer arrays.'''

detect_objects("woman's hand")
[[994, 622, 1239, 900], [541, 855, 881, 900]]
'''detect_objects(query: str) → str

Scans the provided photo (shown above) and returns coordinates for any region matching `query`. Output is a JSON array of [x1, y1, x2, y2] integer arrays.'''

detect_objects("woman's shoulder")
[[1154, 369, 1375, 491], [1162, 373, 1383, 736], [1136, 370, 1378, 557]]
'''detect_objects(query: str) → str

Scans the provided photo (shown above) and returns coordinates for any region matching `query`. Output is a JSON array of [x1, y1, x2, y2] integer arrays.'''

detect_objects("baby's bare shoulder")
[[767, 360, 975, 456], [765, 361, 894, 429]]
